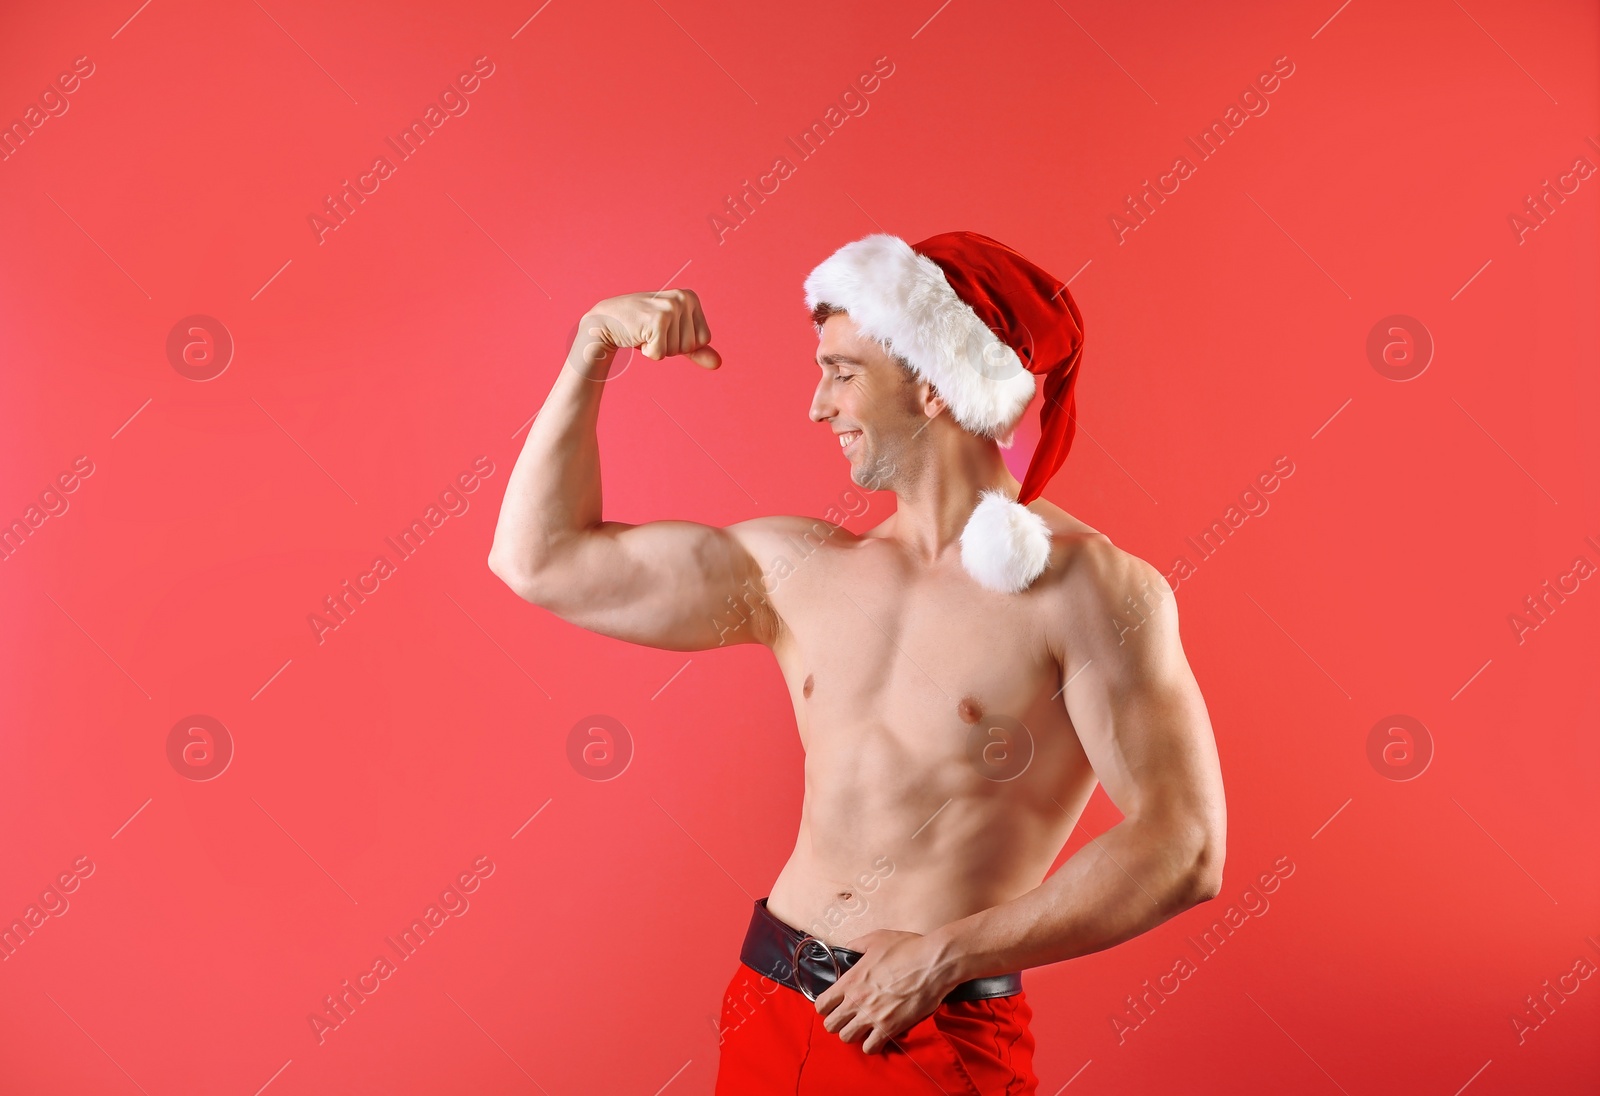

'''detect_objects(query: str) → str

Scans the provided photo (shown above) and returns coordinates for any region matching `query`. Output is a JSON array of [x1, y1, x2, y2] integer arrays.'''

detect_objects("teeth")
[[839, 431, 860, 448]]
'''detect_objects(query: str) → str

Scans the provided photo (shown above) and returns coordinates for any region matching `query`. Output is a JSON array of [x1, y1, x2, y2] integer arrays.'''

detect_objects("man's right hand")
[[575, 289, 721, 373]]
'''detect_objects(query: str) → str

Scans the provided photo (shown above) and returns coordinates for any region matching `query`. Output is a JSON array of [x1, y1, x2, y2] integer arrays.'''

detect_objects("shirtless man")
[[488, 232, 1226, 1094]]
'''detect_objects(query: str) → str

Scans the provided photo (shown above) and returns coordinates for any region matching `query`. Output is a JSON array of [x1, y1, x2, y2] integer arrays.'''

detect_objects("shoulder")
[[723, 512, 873, 580], [1027, 502, 1177, 654]]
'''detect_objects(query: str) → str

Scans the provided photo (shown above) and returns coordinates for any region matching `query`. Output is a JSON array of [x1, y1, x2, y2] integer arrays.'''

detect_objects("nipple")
[[803, 674, 815, 699], [957, 695, 983, 724]]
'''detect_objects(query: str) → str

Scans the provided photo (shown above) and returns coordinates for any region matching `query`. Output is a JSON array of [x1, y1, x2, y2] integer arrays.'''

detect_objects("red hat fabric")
[[910, 231, 1086, 507]]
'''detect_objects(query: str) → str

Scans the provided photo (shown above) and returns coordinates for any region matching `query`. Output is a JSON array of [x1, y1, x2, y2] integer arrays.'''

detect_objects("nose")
[[808, 373, 833, 424]]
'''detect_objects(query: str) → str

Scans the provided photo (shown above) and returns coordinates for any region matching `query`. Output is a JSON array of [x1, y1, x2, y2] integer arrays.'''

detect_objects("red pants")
[[713, 962, 1039, 1094]]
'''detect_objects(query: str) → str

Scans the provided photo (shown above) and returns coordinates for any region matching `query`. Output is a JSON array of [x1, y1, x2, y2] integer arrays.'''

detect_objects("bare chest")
[[769, 540, 1067, 753]]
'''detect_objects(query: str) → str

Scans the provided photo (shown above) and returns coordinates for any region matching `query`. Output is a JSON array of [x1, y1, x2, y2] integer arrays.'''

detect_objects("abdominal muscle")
[[764, 705, 1097, 949]]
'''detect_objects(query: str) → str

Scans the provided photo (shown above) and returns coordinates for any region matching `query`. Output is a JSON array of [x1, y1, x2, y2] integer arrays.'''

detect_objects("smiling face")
[[808, 309, 932, 491]]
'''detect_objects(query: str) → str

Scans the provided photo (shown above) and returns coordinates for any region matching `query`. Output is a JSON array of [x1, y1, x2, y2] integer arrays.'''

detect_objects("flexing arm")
[[817, 540, 1226, 1053], [487, 291, 778, 651], [930, 543, 1226, 975]]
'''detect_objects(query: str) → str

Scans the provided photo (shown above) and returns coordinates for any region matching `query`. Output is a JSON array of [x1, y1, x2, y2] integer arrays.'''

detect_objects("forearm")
[[928, 815, 1220, 985], [487, 330, 615, 587]]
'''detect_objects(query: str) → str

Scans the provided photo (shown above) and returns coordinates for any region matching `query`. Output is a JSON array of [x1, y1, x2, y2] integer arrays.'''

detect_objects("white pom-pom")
[[959, 489, 1053, 594]]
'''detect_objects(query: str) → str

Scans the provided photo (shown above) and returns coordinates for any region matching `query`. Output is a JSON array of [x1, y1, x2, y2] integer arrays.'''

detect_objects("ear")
[[920, 379, 949, 421]]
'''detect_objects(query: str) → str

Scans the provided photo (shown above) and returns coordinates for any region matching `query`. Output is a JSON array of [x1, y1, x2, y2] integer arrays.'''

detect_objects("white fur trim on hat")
[[804, 234, 1037, 439], [959, 489, 1052, 594]]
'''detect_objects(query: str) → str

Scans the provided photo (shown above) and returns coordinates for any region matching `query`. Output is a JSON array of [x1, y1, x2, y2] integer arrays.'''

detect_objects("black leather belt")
[[739, 897, 1022, 1003]]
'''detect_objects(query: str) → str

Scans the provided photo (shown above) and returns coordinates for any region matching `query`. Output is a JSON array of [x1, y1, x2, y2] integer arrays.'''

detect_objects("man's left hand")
[[813, 929, 961, 1054]]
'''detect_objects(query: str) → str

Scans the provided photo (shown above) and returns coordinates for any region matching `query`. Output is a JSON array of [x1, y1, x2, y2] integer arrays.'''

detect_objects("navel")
[[803, 673, 815, 699], [957, 695, 984, 724]]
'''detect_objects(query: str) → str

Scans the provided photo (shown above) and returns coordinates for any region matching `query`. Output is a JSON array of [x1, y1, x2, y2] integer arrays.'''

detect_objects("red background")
[[2, 1, 1597, 1092]]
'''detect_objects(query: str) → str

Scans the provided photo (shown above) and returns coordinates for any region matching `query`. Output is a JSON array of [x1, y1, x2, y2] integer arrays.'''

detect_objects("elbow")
[[487, 549, 548, 605], [1183, 828, 1226, 906]]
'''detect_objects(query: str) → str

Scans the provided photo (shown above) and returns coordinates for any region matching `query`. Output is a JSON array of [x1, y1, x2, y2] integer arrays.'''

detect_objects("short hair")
[[810, 303, 916, 376]]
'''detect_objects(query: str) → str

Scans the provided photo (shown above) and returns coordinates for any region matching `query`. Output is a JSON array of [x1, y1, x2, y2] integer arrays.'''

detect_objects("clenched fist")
[[571, 289, 721, 377]]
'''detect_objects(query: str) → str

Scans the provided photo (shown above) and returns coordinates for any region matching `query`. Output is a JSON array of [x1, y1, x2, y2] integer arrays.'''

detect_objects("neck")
[[887, 426, 1021, 563]]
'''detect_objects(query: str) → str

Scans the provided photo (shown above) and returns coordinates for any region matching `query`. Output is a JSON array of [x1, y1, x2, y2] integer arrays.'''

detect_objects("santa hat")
[[803, 230, 1085, 594]]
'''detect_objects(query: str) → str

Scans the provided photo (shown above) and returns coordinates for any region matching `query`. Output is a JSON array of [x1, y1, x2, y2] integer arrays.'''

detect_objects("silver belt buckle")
[[791, 934, 840, 1002]]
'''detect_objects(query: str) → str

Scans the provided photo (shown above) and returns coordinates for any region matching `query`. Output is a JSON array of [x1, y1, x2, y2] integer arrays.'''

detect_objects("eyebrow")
[[817, 353, 867, 368]]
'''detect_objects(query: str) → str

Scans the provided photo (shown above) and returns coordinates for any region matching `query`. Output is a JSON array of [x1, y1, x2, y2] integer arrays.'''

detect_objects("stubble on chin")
[[852, 445, 899, 492]]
